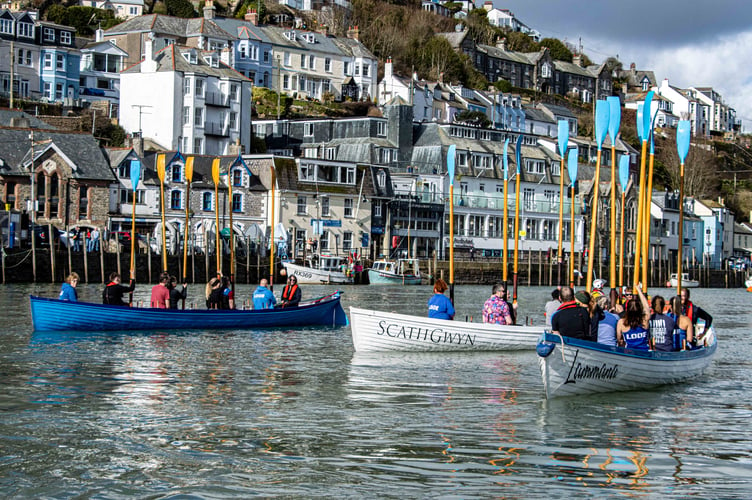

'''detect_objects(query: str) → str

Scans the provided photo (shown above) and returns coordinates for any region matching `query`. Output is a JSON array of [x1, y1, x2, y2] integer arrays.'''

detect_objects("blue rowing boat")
[[30, 292, 348, 332]]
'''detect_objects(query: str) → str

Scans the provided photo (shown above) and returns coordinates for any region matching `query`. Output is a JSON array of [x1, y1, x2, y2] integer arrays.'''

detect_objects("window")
[[363, 64, 369, 77], [229, 112, 237, 130], [60, 31, 71, 45], [184, 78, 191, 95], [232, 193, 242, 212], [297, 195, 307, 215], [232, 169, 242, 186], [56, 54, 64, 70], [321, 197, 330, 216], [344, 198, 353, 217], [171, 164, 182, 182], [44, 53, 52, 69], [44, 82, 52, 99], [170, 190, 181, 210], [195, 78, 204, 97], [344, 61, 350, 75], [230, 84, 239, 101], [309, 55, 315, 70], [55, 83, 63, 99], [523, 188, 535, 210], [300, 53, 306, 68], [320, 230, 329, 251], [202, 192, 213, 211], [194, 138, 203, 154], [43, 28, 55, 42], [18, 22, 33, 38], [194, 107, 203, 126], [182, 106, 190, 125], [324, 147, 336, 160], [354, 64, 360, 76], [119, 189, 145, 205], [377, 170, 386, 188], [304, 123, 314, 136], [283, 52, 291, 66], [325, 58, 331, 72], [377, 122, 386, 136], [0, 19, 12, 34], [526, 160, 544, 174], [374, 204, 382, 217], [343, 231, 352, 251], [283, 74, 290, 90]]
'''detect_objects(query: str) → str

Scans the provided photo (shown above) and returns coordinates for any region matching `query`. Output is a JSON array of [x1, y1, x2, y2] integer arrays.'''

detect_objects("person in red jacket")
[[280, 276, 301, 307]]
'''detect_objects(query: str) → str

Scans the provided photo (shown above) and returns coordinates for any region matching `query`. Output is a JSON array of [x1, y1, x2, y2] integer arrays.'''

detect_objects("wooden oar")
[[182, 156, 193, 309], [512, 135, 522, 312], [269, 162, 276, 290], [556, 120, 569, 286], [607, 96, 621, 290], [632, 97, 649, 293], [156, 153, 167, 272], [567, 147, 578, 287], [502, 138, 509, 282], [618, 154, 630, 294], [640, 93, 655, 293], [642, 107, 659, 294], [128, 159, 141, 306], [228, 157, 237, 296], [586, 100, 609, 292], [676, 120, 691, 294], [447, 144, 456, 304], [212, 158, 221, 278]]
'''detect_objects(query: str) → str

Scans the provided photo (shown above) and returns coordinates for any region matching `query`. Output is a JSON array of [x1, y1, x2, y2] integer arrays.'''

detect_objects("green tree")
[[455, 110, 490, 128], [503, 31, 539, 52], [166, 0, 195, 18], [540, 38, 573, 62], [152, 1, 168, 14], [463, 8, 497, 46], [493, 79, 512, 92]]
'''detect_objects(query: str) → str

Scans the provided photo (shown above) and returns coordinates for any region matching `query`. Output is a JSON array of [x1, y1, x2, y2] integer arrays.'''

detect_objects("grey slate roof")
[[525, 107, 555, 123], [211, 17, 270, 43], [141, 151, 268, 191], [261, 26, 346, 56], [122, 44, 251, 80], [104, 14, 235, 40], [0, 128, 114, 181], [0, 110, 58, 129]]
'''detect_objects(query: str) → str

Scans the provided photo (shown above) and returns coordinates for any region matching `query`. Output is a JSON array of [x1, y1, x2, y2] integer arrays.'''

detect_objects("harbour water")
[[1, 283, 751, 497]]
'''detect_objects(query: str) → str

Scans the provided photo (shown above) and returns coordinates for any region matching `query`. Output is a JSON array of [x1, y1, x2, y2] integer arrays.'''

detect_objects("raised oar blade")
[[156, 153, 166, 183], [502, 138, 509, 180], [212, 158, 221, 185], [129, 159, 141, 191], [447, 144, 456, 186], [636, 103, 645, 142], [595, 99, 610, 150], [515, 134, 523, 174], [607, 96, 621, 142], [677, 120, 691, 163], [557, 120, 569, 157], [185, 156, 194, 183], [567, 147, 578, 187], [619, 154, 630, 193], [643, 90, 655, 141]]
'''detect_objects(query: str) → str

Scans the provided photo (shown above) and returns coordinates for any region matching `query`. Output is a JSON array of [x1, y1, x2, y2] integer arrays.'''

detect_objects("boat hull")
[[30, 293, 348, 332], [282, 262, 353, 284], [367, 270, 422, 285], [537, 330, 717, 398], [350, 306, 544, 352], [668, 278, 699, 288]]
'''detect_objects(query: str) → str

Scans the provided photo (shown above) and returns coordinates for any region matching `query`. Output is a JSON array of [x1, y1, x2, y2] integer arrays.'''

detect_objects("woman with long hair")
[[668, 295, 695, 350], [428, 279, 454, 320], [616, 287, 650, 349]]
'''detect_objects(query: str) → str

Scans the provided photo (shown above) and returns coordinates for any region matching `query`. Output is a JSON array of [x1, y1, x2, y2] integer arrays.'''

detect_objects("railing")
[[204, 92, 230, 107], [204, 122, 230, 137], [452, 193, 582, 215]]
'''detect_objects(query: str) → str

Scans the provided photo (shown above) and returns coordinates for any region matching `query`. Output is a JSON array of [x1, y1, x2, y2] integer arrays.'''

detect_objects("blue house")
[[210, 12, 274, 90], [37, 19, 80, 103]]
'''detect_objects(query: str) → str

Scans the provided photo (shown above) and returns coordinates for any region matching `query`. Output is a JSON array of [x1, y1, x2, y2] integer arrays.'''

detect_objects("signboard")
[[371, 226, 384, 235], [310, 219, 342, 227]]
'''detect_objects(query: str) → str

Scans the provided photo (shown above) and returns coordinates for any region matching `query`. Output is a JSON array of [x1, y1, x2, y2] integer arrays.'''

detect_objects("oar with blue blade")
[[556, 120, 569, 285], [632, 94, 651, 293], [512, 134, 522, 314], [607, 96, 621, 290], [447, 144, 456, 305], [128, 159, 141, 306], [675, 120, 691, 294], [586, 99, 609, 292], [618, 154, 630, 292], [567, 147, 578, 287], [642, 107, 660, 293]]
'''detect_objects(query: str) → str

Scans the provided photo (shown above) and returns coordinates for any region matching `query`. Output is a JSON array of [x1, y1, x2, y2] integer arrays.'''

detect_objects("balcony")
[[204, 122, 230, 137], [204, 92, 230, 107]]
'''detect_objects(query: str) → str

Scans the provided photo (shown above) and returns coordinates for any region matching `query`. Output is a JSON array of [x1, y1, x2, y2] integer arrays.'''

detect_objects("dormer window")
[[0, 19, 13, 35], [203, 54, 219, 68], [182, 50, 197, 64], [303, 33, 316, 43], [43, 27, 54, 42], [283, 31, 296, 41], [60, 31, 72, 45]]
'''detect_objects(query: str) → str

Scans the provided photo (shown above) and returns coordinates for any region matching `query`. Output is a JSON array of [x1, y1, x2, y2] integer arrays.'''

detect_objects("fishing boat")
[[282, 255, 353, 284], [536, 329, 717, 398], [349, 306, 544, 352], [367, 259, 422, 285], [30, 292, 348, 332], [668, 273, 699, 288]]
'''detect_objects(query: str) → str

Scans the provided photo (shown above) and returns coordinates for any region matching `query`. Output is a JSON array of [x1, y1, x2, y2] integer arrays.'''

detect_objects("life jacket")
[[282, 283, 298, 302], [683, 301, 695, 323], [556, 300, 579, 312]]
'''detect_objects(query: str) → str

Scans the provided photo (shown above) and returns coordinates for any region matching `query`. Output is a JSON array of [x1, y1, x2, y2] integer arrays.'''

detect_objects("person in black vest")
[[280, 276, 301, 307], [168, 275, 188, 310], [103, 272, 136, 306], [551, 286, 593, 341]]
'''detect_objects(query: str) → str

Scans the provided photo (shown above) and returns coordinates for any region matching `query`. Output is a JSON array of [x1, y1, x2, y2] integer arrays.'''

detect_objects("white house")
[[119, 39, 252, 156]]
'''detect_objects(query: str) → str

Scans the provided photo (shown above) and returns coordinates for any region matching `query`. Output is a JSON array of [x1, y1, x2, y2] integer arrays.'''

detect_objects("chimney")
[[142, 36, 157, 72], [203, 0, 215, 20], [318, 24, 329, 36], [95, 28, 104, 42], [496, 37, 507, 51], [346, 25, 360, 41], [483, 1, 493, 11], [245, 9, 258, 25], [384, 57, 393, 81], [573, 54, 582, 67], [220, 47, 231, 66], [131, 132, 144, 157]]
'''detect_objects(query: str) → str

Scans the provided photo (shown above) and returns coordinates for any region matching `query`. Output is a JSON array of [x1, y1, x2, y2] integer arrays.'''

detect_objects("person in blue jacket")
[[428, 278, 454, 320], [253, 278, 277, 310], [59, 272, 79, 301]]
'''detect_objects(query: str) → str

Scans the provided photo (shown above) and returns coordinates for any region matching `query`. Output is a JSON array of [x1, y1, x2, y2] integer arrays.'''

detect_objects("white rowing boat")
[[536, 329, 717, 398], [349, 306, 545, 352], [282, 255, 353, 284], [668, 273, 699, 288]]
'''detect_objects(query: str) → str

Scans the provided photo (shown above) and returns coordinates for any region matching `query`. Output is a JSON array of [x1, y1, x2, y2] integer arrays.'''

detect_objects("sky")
[[489, 0, 752, 132]]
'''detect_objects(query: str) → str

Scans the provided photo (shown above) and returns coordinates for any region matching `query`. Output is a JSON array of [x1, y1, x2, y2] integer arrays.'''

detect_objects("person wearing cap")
[[551, 286, 593, 341], [280, 276, 301, 308], [591, 278, 606, 299], [616, 286, 650, 350], [428, 279, 454, 320]]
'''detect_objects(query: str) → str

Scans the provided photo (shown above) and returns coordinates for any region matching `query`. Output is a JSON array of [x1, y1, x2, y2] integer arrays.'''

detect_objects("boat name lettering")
[[377, 320, 475, 346], [296, 271, 313, 278], [564, 349, 619, 384]]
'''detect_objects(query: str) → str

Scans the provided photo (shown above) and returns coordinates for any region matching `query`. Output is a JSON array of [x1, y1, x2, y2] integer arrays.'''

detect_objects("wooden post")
[[191, 230, 196, 284], [147, 239, 152, 283], [99, 226, 105, 283], [116, 235, 121, 276], [528, 248, 532, 286], [82, 229, 88, 283], [1, 241, 5, 283], [246, 236, 250, 284], [48, 222, 55, 282], [538, 249, 542, 285], [433, 249, 438, 285], [204, 227, 209, 282]]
